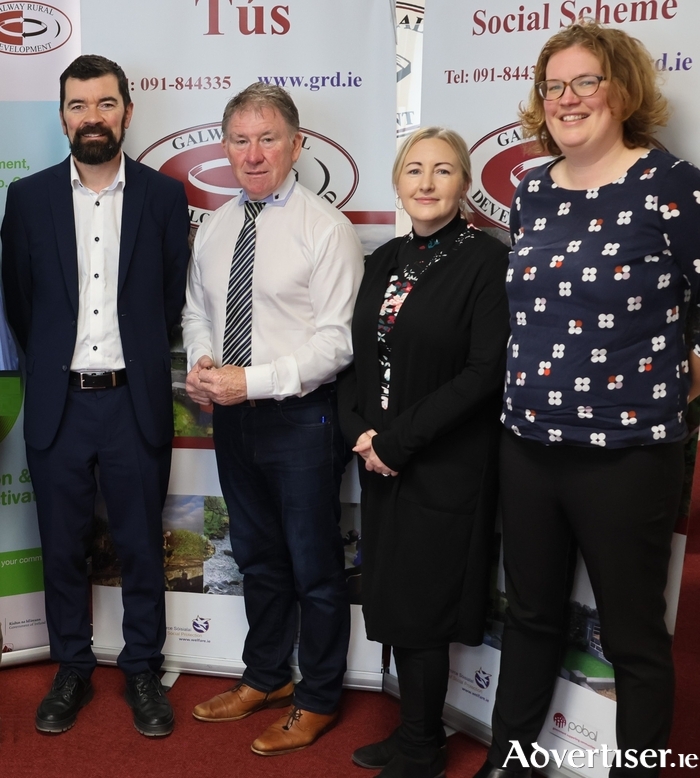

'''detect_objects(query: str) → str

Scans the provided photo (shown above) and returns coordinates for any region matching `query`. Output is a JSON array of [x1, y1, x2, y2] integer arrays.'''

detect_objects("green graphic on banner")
[[0, 548, 44, 596], [0, 372, 22, 442]]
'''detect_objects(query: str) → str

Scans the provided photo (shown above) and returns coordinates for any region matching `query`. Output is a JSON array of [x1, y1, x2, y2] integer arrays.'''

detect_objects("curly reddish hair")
[[520, 19, 669, 156]]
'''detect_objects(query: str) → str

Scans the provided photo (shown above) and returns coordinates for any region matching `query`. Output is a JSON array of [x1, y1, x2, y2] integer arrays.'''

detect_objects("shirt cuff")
[[244, 364, 274, 399], [187, 347, 212, 372]]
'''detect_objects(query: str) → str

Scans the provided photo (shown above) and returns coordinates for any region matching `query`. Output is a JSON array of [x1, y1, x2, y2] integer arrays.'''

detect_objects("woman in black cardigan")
[[338, 127, 510, 778]]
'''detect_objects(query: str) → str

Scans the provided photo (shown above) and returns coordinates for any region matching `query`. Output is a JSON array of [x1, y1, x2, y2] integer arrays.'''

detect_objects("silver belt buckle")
[[79, 372, 111, 389]]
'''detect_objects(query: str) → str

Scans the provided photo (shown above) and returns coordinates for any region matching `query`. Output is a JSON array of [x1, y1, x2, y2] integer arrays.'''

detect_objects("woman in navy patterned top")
[[475, 21, 700, 778]]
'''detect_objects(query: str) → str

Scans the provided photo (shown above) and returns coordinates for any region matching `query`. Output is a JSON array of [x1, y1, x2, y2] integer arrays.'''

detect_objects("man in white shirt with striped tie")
[[182, 82, 363, 755]]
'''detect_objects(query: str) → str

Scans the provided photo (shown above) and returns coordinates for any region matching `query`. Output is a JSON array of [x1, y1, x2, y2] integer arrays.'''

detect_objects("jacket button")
[[62, 365, 68, 371]]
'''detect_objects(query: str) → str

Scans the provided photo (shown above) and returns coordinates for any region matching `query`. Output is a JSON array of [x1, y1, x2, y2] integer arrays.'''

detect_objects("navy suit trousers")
[[27, 385, 170, 678]]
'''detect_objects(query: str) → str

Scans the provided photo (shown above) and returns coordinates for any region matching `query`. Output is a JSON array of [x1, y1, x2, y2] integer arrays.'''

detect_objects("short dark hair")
[[221, 82, 299, 138], [60, 54, 131, 110]]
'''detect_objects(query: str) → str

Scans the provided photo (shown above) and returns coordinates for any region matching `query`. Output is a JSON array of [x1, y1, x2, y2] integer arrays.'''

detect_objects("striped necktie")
[[222, 200, 265, 366]]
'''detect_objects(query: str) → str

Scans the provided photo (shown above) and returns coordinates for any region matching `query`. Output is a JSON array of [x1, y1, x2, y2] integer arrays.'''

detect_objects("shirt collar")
[[238, 170, 296, 208], [70, 152, 126, 193]]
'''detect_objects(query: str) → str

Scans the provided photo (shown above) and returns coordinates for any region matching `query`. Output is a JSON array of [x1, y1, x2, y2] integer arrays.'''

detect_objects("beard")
[[69, 120, 126, 165]]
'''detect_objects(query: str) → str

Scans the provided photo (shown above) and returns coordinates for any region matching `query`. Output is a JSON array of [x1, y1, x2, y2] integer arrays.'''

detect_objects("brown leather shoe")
[[251, 707, 338, 756], [192, 680, 295, 722]]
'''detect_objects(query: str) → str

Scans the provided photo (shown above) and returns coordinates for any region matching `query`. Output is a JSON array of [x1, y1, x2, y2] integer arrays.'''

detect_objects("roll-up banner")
[[406, 2, 699, 774], [0, 0, 83, 666], [395, 1, 425, 238], [80, 0, 396, 688], [396, 1, 425, 142]]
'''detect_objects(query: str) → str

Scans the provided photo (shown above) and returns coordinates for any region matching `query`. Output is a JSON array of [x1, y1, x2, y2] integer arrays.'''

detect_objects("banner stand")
[[92, 656, 383, 691], [92, 600, 383, 691], [0, 646, 50, 669]]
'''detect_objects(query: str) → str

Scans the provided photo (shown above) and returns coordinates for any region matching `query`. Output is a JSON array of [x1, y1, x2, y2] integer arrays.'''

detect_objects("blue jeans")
[[212, 385, 350, 714]]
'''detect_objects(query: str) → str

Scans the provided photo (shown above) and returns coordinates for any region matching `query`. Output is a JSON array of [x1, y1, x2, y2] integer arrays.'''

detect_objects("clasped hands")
[[354, 429, 398, 477], [185, 355, 248, 407]]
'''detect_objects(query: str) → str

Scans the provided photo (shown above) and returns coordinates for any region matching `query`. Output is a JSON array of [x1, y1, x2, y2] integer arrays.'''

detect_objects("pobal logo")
[[568, 720, 598, 742], [192, 616, 210, 633], [138, 123, 359, 228], [0, 2, 72, 55], [468, 121, 553, 231], [553, 711, 598, 742]]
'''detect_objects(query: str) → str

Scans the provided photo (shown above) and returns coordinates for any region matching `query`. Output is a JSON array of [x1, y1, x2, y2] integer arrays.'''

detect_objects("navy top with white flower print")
[[502, 148, 700, 448]]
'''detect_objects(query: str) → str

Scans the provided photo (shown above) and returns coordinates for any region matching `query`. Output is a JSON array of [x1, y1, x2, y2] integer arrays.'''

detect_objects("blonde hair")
[[520, 19, 669, 156]]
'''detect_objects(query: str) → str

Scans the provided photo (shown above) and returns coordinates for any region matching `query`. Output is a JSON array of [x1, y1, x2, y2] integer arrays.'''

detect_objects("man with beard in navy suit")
[[1, 55, 190, 737]]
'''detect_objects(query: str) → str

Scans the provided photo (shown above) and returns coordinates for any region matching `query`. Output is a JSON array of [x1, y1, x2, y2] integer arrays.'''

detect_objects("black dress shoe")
[[35, 668, 94, 733], [352, 729, 402, 769], [472, 760, 532, 778], [377, 751, 447, 778], [352, 728, 448, 770], [124, 671, 174, 737]]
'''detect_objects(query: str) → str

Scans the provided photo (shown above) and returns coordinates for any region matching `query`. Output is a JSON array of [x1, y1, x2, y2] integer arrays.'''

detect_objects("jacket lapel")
[[118, 156, 146, 295], [49, 158, 79, 317]]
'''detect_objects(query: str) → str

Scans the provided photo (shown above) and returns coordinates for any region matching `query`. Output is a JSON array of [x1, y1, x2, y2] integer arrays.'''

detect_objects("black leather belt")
[[69, 369, 128, 389]]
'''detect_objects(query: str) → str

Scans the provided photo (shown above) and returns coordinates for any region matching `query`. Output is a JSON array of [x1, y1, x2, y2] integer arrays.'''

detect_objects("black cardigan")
[[338, 224, 510, 647]]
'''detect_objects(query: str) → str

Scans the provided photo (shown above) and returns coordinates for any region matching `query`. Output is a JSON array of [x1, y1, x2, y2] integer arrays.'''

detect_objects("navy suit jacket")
[[1, 154, 191, 450]]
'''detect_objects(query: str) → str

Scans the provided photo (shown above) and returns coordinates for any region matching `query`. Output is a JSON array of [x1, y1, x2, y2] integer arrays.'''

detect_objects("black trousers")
[[393, 644, 449, 758], [27, 386, 170, 678], [489, 430, 683, 778]]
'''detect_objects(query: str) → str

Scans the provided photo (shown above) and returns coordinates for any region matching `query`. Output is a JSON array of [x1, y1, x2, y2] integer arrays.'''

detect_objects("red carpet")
[[2, 490, 699, 777], [0, 665, 488, 777]]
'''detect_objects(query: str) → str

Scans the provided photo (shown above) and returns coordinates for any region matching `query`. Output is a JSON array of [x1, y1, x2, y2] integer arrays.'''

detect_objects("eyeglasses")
[[535, 75, 606, 101]]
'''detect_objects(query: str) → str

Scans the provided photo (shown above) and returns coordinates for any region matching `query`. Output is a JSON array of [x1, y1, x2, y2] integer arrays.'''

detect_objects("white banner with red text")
[[0, 0, 397, 684], [79, 0, 395, 687]]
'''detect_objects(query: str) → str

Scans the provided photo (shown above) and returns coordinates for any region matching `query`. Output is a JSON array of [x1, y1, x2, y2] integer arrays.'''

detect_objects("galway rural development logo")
[[0, 2, 72, 55], [469, 121, 552, 232], [138, 123, 359, 228]]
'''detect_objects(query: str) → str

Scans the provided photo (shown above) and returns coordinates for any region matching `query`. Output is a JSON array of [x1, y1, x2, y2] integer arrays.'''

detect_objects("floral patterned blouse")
[[377, 214, 465, 409], [502, 148, 700, 448]]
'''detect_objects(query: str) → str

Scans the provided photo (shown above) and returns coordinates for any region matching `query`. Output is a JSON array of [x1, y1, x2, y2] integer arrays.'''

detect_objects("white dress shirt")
[[182, 171, 364, 400], [70, 153, 125, 371]]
